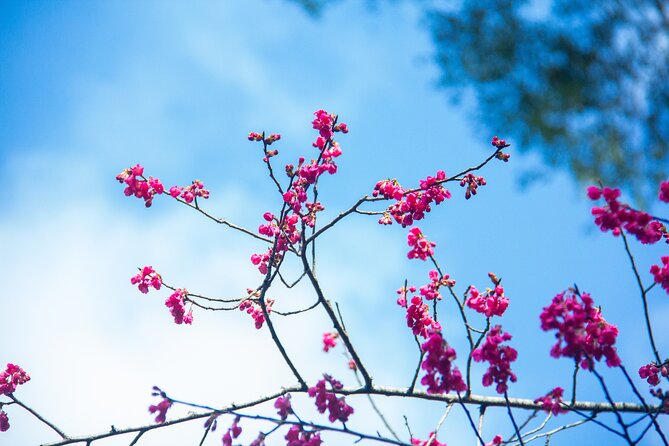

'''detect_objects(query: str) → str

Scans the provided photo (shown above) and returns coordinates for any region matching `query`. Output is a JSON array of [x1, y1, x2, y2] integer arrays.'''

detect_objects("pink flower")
[[406, 295, 441, 338], [650, 256, 669, 294], [285, 425, 322, 446], [472, 325, 518, 394], [115, 164, 164, 207], [248, 132, 263, 141], [410, 433, 447, 446], [588, 185, 666, 244], [308, 375, 354, 423], [639, 361, 668, 386], [274, 395, 292, 420], [407, 227, 436, 261], [0, 364, 30, 395], [239, 298, 273, 329], [322, 332, 338, 352], [420, 331, 467, 394], [466, 280, 509, 318], [130, 266, 162, 294], [312, 109, 335, 140], [164, 289, 193, 325], [171, 180, 210, 204], [534, 387, 567, 415], [540, 289, 621, 369], [148, 397, 172, 423], [659, 181, 669, 203], [377, 172, 451, 227], [485, 435, 503, 446], [0, 411, 9, 432]]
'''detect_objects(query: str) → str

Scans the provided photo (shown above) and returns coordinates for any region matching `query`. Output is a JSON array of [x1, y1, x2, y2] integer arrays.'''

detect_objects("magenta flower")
[[0, 364, 30, 396], [472, 325, 518, 394], [285, 425, 322, 446], [420, 331, 467, 394], [0, 411, 9, 432], [148, 398, 172, 424], [164, 288, 193, 325], [588, 185, 665, 244], [411, 433, 447, 446], [650, 256, 669, 294], [115, 164, 164, 207], [540, 289, 621, 369], [322, 332, 338, 352], [534, 387, 567, 415], [308, 375, 354, 424], [466, 282, 509, 318], [274, 395, 292, 420], [407, 227, 436, 261], [130, 266, 162, 294]]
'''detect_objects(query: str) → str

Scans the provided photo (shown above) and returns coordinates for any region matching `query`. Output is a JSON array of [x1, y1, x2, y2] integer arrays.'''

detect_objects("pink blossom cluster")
[[222, 417, 242, 446], [659, 180, 669, 203], [285, 425, 322, 446], [257, 212, 300, 254], [650, 256, 669, 294], [534, 387, 567, 415], [250, 111, 346, 275], [491, 136, 511, 162], [322, 332, 338, 352], [405, 295, 442, 338], [251, 248, 283, 275], [307, 375, 354, 423], [472, 325, 518, 394], [459, 173, 486, 200], [419, 270, 455, 301], [539, 289, 621, 370], [116, 164, 165, 207], [588, 186, 666, 244], [131, 266, 162, 294], [169, 179, 210, 204], [407, 227, 436, 261], [485, 436, 503, 446], [165, 288, 193, 325], [239, 297, 274, 329], [420, 331, 467, 394], [410, 433, 447, 446], [0, 364, 30, 395], [639, 361, 668, 386], [375, 171, 452, 227], [465, 274, 509, 318], [274, 395, 292, 420]]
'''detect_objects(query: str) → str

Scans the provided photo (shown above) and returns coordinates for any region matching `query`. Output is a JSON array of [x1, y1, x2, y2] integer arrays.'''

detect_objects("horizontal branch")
[[39, 383, 663, 446]]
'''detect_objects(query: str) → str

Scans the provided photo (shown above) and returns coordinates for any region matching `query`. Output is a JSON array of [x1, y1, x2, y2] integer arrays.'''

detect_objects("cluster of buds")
[[148, 386, 172, 424], [460, 173, 486, 200], [169, 180, 210, 204], [419, 270, 455, 301], [491, 136, 511, 162], [221, 417, 242, 446], [164, 288, 193, 325], [322, 332, 338, 352]]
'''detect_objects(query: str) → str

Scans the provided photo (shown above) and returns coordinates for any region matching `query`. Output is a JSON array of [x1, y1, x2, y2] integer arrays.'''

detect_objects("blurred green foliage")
[[291, 0, 669, 201]]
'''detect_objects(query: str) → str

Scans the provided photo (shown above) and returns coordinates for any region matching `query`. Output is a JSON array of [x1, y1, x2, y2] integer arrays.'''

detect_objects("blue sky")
[[1, 1, 667, 445]]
